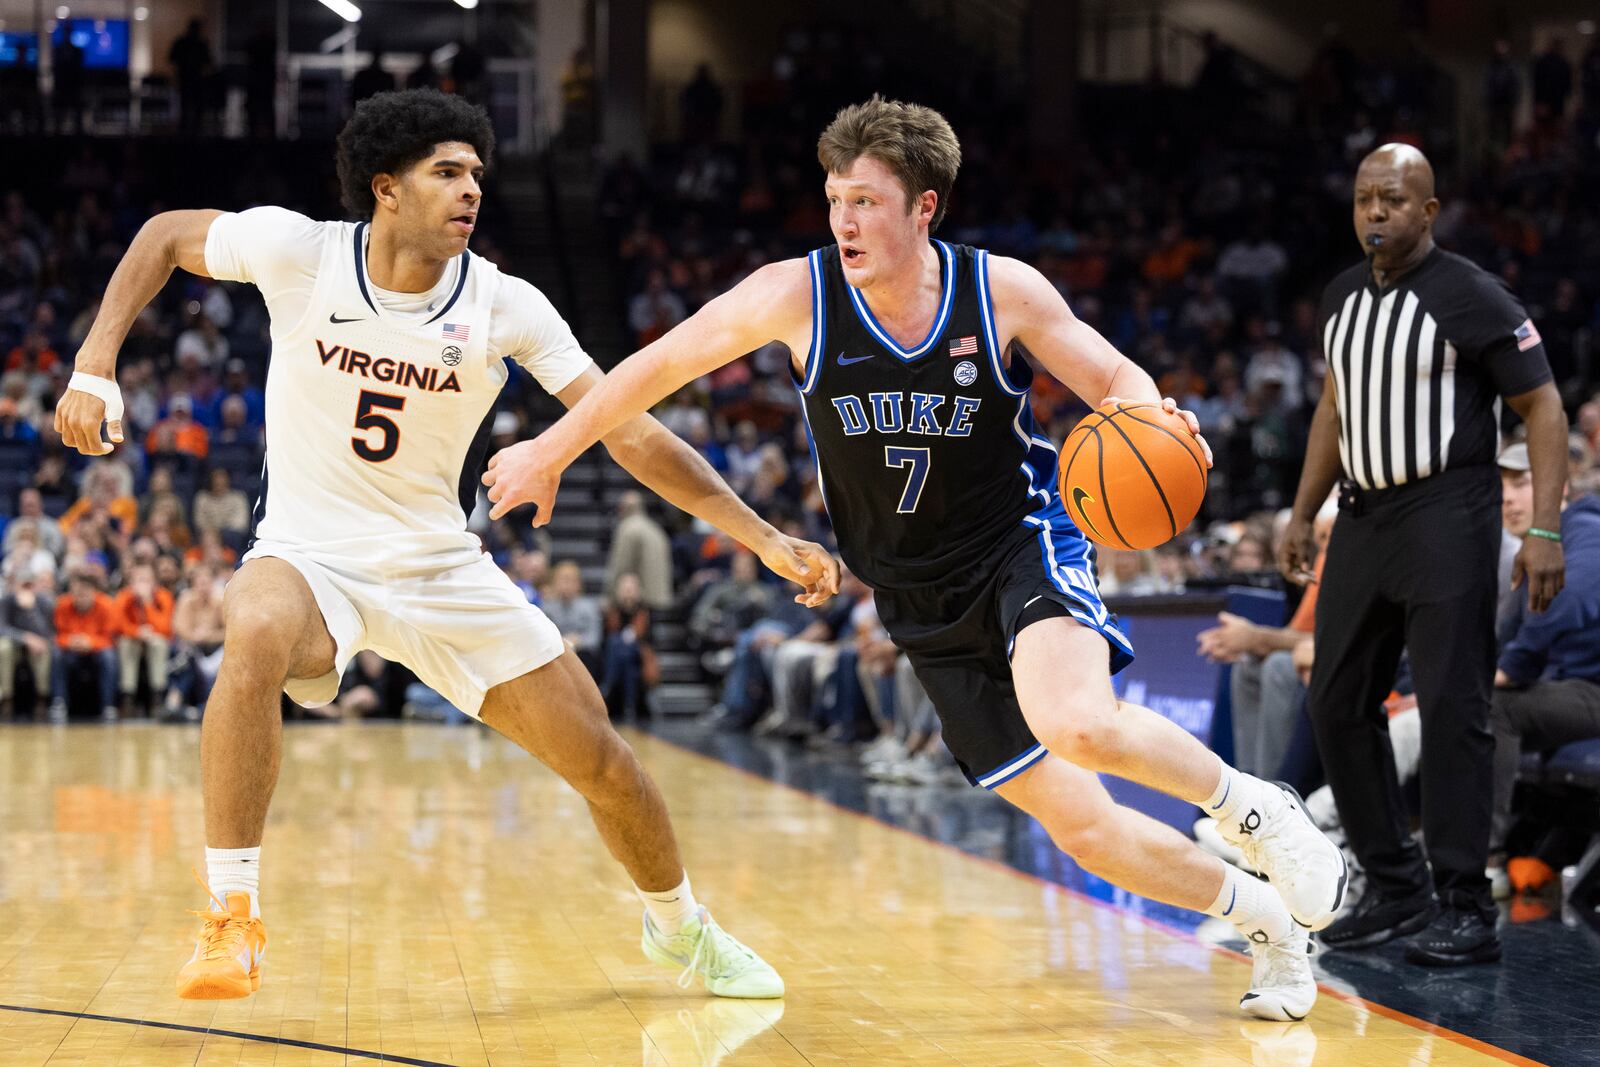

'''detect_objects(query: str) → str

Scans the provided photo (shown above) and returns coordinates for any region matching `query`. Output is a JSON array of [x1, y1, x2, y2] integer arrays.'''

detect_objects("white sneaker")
[[640, 908, 784, 999], [859, 736, 906, 765], [1239, 923, 1317, 1021], [1192, 817, 1255, 873], [1218, 781, 1348, 931]]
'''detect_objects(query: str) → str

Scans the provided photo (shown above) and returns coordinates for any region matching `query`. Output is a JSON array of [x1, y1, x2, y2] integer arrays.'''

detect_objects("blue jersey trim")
[[975, 743, 1048, 789], [801, 249, 826, 395], [794, 384, 831, 515], [845, 240, 956, 361], [976, 249, 1029, 397]]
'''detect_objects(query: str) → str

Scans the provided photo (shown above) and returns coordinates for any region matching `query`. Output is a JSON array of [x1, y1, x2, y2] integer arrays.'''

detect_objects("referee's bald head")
[[1357, 143, 1436, 199], [1353, 143, 1439, 274]]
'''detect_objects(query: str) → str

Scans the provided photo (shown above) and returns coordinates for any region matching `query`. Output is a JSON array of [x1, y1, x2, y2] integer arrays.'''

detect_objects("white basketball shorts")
[[241, 540, 566, 718]]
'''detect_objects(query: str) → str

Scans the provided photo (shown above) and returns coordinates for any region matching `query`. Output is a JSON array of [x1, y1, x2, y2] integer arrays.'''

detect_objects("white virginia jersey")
[[204, 207, 591, 566]]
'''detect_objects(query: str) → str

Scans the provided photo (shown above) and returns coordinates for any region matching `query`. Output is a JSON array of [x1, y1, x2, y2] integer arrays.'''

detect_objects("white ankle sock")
[[1205, 863, 1294, 944], [1202, 759, 1266, 827], [636, 873, 699, 934], [205, 846, 261, 918]]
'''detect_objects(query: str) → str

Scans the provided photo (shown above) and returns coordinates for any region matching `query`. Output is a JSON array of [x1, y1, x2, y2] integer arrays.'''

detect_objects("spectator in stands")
[[1484, 40, 1521, 152], [170, 19, 214, 136], [139, 466, 189, 530], [166, 563, 226, 720], [191, 467, 250, 539], [688, 550, 772, 649], [605, 491, 673, 608], [1490, 443, 1600, 854], [508, 548, 548, 605], [3, 488, 64, 561], [1215, 223, 1289, 315], [212, 395, 263, 449], [1245, 322, 1304, 411], [753, 570, 862, 739], [628, 269, 687, 346], [147, 394, 209, 461], [0, 395, 39, 466], [680, 63, 724, 144], [350, 50, 396, 106], [600, 572, 656, 720], [207, 360, 266, 430], [50, 572, 118, 721], [0, 567, 53, 718], [175, 310, 228, 371], [114, 561, 173, 716], [1, 523, 56, 585], [543, 560, 602, 676], [184, 527, 236, 570], [60, 463, 138, 535], [1532, 35, 1574, 121], [1200, 501, 1334, 778]]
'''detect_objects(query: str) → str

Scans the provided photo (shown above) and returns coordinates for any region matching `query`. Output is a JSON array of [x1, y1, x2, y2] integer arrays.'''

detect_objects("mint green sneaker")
[[640, 908, 785, 998]]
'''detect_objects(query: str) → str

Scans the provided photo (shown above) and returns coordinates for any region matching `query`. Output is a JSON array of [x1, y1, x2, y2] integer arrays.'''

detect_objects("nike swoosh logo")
[[837, 351, 873, 366], [1070, 486, 1108, 542], [329, 313, 366, 324]]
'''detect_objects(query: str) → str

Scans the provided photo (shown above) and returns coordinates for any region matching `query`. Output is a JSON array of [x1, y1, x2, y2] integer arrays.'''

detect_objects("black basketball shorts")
[[873, 520, 1135, 788]]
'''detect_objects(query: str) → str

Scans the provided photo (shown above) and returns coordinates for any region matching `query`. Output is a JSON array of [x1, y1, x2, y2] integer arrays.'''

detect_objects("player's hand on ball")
[[760, 535, 840, 606], [483, 440, 561, 526], [54, 376, 124, 456], [1103, 395, 1213, 468]]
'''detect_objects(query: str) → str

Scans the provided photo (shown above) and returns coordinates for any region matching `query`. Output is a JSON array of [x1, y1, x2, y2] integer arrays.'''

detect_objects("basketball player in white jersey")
[[55, 89, 836, 1002]]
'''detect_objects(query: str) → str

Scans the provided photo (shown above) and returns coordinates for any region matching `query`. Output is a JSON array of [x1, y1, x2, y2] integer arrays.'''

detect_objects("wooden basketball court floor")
[[0, 722, 1542, 1066]]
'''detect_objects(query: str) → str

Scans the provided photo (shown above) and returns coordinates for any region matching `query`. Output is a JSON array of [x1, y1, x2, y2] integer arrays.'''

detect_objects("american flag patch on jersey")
[[442, 322, 471, 342], [948, 335, 978, 357], [1514, 318, 1541, 352]]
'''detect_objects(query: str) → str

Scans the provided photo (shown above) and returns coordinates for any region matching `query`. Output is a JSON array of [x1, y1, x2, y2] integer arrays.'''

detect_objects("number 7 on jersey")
[[885, 446, 930, 514]]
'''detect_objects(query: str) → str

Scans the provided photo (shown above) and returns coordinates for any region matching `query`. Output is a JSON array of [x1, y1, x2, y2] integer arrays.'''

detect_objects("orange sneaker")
[[175, 874, 267, 1000]]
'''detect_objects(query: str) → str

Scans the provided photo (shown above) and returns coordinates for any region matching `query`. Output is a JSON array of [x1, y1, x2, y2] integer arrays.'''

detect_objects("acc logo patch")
[[953, 360, 978, 387], [440, 345, 463, 366]]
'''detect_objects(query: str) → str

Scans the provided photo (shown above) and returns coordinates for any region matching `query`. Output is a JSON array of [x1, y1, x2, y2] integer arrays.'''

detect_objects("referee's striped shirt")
[[1317, 246, 1553, 491]]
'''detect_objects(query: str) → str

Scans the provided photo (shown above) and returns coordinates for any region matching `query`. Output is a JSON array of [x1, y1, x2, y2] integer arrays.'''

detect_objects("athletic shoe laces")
[[674, 913, 761, 988], [187, 867, 251, 962], [1252, 930, 1315, 989]]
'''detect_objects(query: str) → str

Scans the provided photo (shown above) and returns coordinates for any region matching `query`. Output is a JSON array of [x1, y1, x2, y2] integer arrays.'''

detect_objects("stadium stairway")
[[500, 154, 713, 717]]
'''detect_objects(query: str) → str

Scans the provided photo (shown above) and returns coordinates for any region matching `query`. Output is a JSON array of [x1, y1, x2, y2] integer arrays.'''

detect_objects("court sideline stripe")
[[0, 1002, 457, 1066], [638, 730, 1548, 1067]]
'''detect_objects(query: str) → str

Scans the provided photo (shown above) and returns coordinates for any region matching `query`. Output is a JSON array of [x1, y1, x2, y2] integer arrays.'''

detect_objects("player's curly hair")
[[335, 89, 496, 219]]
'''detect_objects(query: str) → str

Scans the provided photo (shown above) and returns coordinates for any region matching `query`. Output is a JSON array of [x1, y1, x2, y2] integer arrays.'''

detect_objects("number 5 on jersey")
[[352, 390, 405, 462]]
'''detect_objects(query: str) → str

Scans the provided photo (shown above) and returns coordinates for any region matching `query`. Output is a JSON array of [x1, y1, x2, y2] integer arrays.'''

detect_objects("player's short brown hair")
[[817, 96, 961, 231]]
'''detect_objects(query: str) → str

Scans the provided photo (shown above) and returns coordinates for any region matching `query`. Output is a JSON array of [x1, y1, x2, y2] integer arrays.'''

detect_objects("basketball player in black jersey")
[[490, 97, 1347, 1019]]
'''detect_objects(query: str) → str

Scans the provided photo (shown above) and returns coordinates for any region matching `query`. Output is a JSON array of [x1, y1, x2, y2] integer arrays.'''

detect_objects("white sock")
[[1204, 863, 1294, 944], [636, 872, 699, 934], [1202, 759, 1266, 827], [205, 846, 261, 918]]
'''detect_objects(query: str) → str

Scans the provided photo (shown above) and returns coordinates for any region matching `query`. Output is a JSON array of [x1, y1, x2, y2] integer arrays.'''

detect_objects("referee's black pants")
[[1308, 464, 1500, 910]]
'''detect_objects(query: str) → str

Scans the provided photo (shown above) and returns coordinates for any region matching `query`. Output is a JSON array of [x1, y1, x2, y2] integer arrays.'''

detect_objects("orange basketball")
[[1058, 402, 1208, 550]]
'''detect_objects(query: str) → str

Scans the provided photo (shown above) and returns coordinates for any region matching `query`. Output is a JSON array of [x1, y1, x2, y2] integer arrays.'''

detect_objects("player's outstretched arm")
[[987, 254, 1212, 465], [482, 257, 813, 524], [534, 366, 839, 605], [57, 209, 222, 455]]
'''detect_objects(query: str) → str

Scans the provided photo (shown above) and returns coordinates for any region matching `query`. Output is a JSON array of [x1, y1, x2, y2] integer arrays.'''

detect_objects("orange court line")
[[641, 730, 1549, 1067]]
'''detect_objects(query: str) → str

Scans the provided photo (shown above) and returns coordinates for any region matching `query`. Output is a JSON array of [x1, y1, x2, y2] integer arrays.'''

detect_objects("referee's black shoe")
[[1405, 895, 1501, 967], [1319, 888, 1438, 950]]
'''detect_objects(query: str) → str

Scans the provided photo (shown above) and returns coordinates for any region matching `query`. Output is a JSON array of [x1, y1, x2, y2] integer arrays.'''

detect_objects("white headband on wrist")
[[67, 372, 125, 421]]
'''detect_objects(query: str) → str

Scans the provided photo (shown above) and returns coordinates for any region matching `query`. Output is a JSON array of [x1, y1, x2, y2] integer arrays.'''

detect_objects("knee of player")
[[1034, 700, 1123, 769], [570, 735, 643, 799], [221, 602, 300, 666]]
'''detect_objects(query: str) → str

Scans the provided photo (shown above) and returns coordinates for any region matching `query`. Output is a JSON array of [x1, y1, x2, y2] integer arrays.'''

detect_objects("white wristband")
[[67, 372, 125, 421]]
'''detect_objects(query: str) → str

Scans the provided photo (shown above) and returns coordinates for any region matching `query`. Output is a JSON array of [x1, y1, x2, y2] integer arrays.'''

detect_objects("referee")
[[1279, 144, 1568, 966]]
